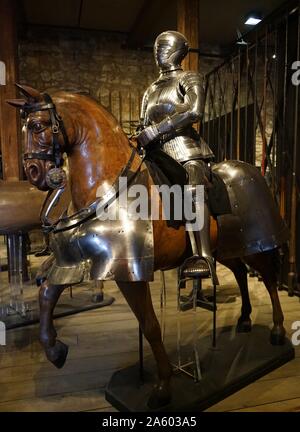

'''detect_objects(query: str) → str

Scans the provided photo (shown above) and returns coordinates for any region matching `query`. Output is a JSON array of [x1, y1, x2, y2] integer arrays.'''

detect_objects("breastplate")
[[145, 73, 213, 163], [146, 75, 183, 124]]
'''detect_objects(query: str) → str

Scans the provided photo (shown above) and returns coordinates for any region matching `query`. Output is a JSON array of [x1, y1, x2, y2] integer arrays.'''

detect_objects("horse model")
[[7, 84, 288, 409]]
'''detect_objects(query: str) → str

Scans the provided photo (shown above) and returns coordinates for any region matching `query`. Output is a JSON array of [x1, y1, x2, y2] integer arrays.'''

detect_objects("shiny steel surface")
[[213, 160, 289, 259], [46, 167, 154, 285], [138, 31, 216, 282], [183, 160, 219, 284], [140, 69, 213, 162], [139, 31, 214, 163], [154, 31, 189, 74]]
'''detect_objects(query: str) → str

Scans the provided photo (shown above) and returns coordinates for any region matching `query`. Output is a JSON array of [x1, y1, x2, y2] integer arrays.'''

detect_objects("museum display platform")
[[106, 324, 295, 412]]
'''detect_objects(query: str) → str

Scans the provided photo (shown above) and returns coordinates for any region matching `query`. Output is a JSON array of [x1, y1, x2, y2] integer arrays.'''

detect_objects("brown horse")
[[8, 85, 288, 409]]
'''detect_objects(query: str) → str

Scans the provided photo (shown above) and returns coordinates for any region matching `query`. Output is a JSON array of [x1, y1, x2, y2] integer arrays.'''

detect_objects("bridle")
[[21, 92, 144, 233], [22, 93, 69, 168]]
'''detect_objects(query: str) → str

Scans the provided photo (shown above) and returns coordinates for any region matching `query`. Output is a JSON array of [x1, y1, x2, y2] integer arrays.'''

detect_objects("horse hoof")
[[45, 340, 69, 368], [236, 319, 252, 333], [147, 383, 172, 410], [270, 327, 286, 346]]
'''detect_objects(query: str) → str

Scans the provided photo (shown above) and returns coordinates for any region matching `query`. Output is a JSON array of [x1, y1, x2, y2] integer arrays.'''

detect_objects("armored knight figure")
[[137, 30, 218, 283]]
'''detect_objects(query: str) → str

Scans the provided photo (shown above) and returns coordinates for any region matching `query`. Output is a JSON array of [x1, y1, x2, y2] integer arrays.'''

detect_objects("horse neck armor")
[[45, 166, 154, 285]]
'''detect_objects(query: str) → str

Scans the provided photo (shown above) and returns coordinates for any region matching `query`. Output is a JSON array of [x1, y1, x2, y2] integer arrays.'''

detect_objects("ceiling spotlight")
[[245, 13, 262, 26]]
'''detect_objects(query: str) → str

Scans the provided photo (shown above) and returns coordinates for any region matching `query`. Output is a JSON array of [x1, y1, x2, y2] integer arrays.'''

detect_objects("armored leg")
[[181, 160, 219, 285]]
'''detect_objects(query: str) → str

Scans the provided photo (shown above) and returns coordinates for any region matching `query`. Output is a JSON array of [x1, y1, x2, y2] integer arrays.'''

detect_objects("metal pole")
[[288, 5, 300, 296], [262, 28, 268, 176], [129, 92, 132, 134], [280, 16, 289, 220], [207, 78, 211, 148], [217, 72, 222, 161], [139, 325, 144, 383], [224, 66, 228, 159], [245, 43, 249, 162], [253, 34, 258, 165], [272, 28, 278, 197], [192, 279, 201, 381], [160, 271, 167, 342], [217, 68, 228, 160], [119, 90, 123, 130], [230, 61, 235, 159], [212, 283, 217, 348], [212, 73, 217, 156], [7, 233, 28, 284], [237, 48, 241, 160]]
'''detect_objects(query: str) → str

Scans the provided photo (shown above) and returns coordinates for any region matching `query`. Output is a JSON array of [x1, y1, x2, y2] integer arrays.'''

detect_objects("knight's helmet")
[[154, 31, 189, 73]]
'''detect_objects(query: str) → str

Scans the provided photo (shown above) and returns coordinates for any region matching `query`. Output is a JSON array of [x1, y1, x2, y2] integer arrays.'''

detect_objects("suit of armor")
[[137, 30, 218, 283]]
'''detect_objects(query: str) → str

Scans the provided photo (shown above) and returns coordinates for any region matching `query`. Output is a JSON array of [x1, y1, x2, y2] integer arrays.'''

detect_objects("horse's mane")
[[52, 91, 123, 130], [52, 90, 104, 109]]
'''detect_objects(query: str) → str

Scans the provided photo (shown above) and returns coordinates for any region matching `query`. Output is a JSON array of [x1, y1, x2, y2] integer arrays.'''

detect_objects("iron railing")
[[202, 0, 300, 295]]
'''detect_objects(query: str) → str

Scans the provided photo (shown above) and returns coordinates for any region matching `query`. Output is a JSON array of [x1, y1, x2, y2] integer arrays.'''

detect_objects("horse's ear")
[[6, 98, 27, 109], [15, 83, 43, 102]]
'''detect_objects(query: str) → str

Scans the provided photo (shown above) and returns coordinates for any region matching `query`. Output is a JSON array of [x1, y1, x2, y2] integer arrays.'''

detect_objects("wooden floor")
[[0, 261, 300, 412]]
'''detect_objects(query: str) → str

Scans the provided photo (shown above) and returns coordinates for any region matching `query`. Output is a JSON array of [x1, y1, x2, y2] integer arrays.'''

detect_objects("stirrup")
[[180, 255, 210, 280], [178, 255, 219, 286]]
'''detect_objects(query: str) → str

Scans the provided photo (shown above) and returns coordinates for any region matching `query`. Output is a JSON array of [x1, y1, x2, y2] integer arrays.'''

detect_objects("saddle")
[[145, 148, 188, 187], [144, 149, 231, 226]]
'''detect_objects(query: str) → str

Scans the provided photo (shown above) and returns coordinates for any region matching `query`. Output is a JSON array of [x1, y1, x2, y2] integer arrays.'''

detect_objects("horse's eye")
[[33, 123, 45, 133]]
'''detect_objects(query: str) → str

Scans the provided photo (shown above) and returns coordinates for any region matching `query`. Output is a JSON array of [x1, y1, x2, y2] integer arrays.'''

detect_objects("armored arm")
[[137, 72, 205, 147], [140, 88, 149, 127], [135, 88, 150, 133]]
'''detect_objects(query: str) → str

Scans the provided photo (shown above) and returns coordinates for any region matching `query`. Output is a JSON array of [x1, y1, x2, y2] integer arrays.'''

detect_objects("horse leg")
[[220, 258, 252, 332], [39, 280, 68, 368], [117, 281, 173, 409], [244, 251, 286, 345]]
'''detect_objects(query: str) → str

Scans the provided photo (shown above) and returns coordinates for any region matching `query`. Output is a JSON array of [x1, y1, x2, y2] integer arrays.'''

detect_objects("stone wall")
[[18, 27, 157, 134]]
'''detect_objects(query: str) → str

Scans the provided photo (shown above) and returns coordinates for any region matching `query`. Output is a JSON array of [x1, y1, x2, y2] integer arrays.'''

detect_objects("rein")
[[24, 93, 145, 234], [46, 145, 144, 234]]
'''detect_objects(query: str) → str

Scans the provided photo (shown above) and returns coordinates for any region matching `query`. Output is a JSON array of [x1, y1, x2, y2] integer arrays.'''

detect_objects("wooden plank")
[[0, 389, 110, 412], [0, 350, 140, 385], [231, 398, 300, 412], [0, 363, 130, 404], [177, 0, 199, 72], [205, 375, 300, 412], [258, 358, 300, 382], [0, 0, 20, 180]]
